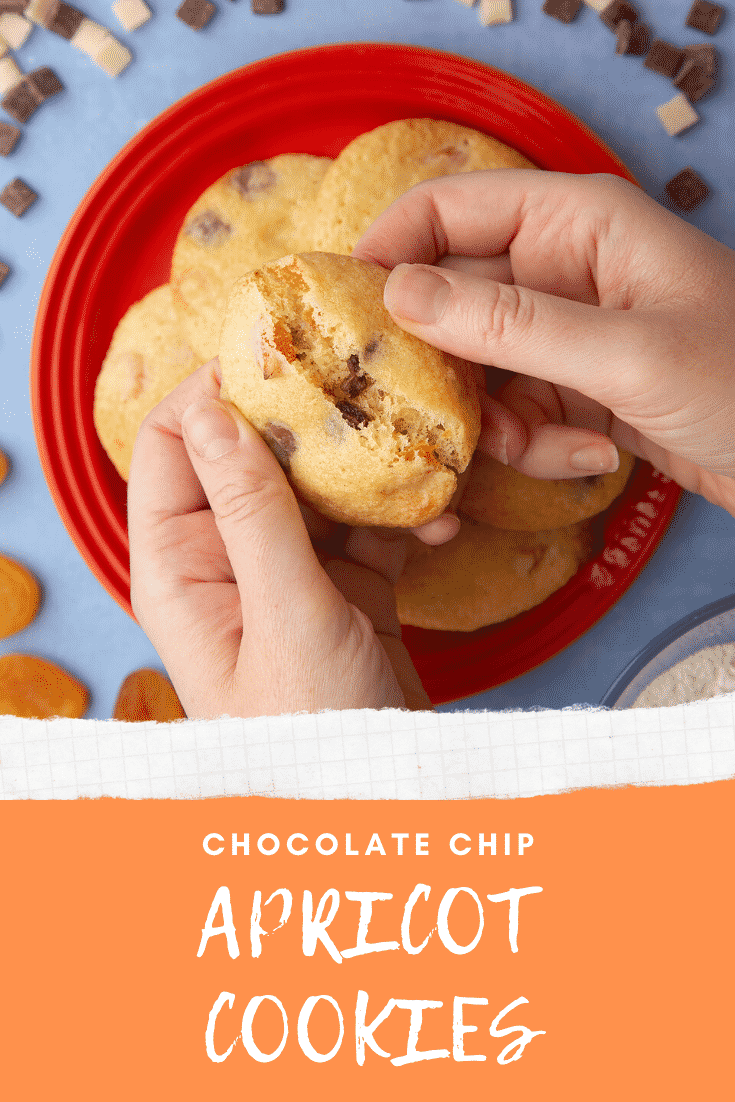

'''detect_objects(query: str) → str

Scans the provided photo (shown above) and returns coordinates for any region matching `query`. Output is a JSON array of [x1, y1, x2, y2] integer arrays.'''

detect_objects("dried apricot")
[[0, 554, 41, 639], [0, 654, 89, 719], [113, 667, 186, 722]]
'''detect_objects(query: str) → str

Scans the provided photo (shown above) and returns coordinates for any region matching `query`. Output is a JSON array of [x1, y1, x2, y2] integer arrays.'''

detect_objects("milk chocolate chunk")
[[685, 0, 724, 34], [48, 0, 83, 36], [1, 78, 38, 122], [0, 260, 9, 286], [185, 210, 231, 246], [644, 39, 685, 78], [683, 43, 717, 75], [615, 17, 650, 53], [28, 65, 63, 100], [262, 422, 297, 467], [599, 0, 637, 29], [0, 120, 21, 155], [251, 0, 283, 12], [664, 167, 709, 211], [542, 0, 581, 23], [0, 0, 29, 10], [176, 0, 215, 27], [229, 161, 276, 197], [0, 176, 37, 215], [674, 58, 715, 100]]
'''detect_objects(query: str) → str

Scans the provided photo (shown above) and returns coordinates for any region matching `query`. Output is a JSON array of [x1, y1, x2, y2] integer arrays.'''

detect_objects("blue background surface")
[[1, 0, 734, 718]]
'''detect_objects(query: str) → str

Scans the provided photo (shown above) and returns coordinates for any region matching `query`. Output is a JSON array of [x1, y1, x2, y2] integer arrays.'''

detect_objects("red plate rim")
[[30, 42, 681, 706]]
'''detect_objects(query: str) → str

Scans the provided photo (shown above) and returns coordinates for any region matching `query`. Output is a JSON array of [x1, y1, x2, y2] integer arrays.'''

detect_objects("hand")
[[352, 170, 735, 518], [127, 359, 431, 718]]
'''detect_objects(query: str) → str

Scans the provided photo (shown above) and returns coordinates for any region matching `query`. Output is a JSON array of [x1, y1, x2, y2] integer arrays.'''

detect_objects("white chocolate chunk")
[[656, 93, 700, 136], [584, 0, 610, 12], [453, 0, 477, 6], [0, 13, 33, 49], [478, 0, 513, 24], [25, 0, 57, 26], [0, 54, 22, 94], [70, 17, 110, 55], [112, 0, 151, 31], [94, 36, 132, 75]]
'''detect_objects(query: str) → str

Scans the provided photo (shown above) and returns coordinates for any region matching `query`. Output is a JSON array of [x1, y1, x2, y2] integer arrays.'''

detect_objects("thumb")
[[180, 398, 336, 623], [383, 263, 646, 412]]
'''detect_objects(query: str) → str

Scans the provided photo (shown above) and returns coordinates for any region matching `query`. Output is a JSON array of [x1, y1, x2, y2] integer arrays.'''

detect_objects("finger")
[[382, 262, 659, 413], [128, 358, 221, 527], [179, 398, 338, 624], [437, 252, 514, 284], [343, 526, 408, 586]]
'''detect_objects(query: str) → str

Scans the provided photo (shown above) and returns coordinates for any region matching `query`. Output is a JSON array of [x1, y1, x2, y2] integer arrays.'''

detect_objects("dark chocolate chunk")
[[599, 0, 638, 30], [48, 1, 84, 38], [644, 40, 686, 78], [664, 167, 709, 211], [336, 400, 372, 429], [1, 80, 39, 125], [229, 161, 276, 197], [685, 0, 724, 34], [184, 210, 231, 246], [0, 177, 38, 217], [615, 18, 650, 54], [542, 0, 581, 22], [262, 422, 297, 468], [346, 353, 359, 373], [0, 121, 22, 157], [176, 0, 215, 28], [674, 58, 715, 100], [251, 0, 283, 12], [683, 43, 717, 76], [28, 67, 64, 101], [0, 260, 9, 287]]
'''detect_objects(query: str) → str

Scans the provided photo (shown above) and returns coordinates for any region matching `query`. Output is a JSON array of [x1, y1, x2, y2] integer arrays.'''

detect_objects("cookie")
[[220, 252, 481, 527], [170, 154, 332, 361], [0, 653, 89, 718], [459, 450, 636, 530], [395, 520, 591, 632], [113, 667, 187, 722], [94, 284, 202, 480], [0, 554, 42, 639], [307, 118, 537, 255]]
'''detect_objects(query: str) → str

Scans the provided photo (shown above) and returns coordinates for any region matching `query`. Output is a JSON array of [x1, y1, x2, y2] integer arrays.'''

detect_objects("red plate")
[[31, 42, 680, 705]]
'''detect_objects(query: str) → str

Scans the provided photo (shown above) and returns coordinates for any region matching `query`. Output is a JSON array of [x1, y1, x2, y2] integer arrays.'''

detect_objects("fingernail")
[[569, 444, 620, 473], [183, 399, 240, 460], [478, 428, 509, 465], [384, 264, 451, 324]]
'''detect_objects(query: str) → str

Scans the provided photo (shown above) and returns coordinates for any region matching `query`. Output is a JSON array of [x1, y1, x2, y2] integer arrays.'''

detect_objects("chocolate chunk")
[[599, 0, 638, 30], [683, 43, 717, 76], [363, 337, 381, 361], [0, 120, 21, 155], [644, 40, 685, 78], [262, 422, 297, 468], [664, 167, 709, 211], [0, 177, 37, 216], [229, 161, 276, 197], [176, 0, 215, 28], [251, 0, 283, 12], [28, 66, 63, 100], [336, 400, 372, 429], [48, 0, 83, 37], [0, 0, 29, 11], [0, 260, 9, 287], [542, 0, 581, 23], [615, 18, 650, 54], [342, 354, 374, 398], [1, 79, 39, 123], [685, 0, 724, 34], [184, 210, 231, 246], [674, 58, 715, 100]]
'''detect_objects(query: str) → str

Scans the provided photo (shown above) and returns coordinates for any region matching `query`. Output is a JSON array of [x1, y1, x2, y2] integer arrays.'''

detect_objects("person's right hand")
[[352, 171, 735, 518]]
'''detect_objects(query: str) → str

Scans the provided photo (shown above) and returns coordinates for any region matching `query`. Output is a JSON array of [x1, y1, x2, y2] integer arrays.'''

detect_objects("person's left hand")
[[127, 358, 432, 718]]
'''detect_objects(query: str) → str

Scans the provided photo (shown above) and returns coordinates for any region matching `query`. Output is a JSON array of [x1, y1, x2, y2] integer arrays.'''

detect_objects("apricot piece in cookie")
[[219, 252, 481, 528]]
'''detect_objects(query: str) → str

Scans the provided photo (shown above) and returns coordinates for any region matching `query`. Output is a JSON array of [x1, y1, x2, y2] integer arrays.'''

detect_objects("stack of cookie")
[[94, 117, 635, 632]]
